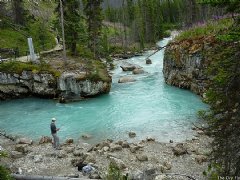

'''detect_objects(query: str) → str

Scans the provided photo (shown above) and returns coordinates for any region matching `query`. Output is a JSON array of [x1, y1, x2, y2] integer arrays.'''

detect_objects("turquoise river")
[[0, 38, 208, 144]]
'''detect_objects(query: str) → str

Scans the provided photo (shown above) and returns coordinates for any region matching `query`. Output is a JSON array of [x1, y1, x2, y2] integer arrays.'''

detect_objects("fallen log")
[[12, 174, 90, 180], [145, 45, 167, 60]]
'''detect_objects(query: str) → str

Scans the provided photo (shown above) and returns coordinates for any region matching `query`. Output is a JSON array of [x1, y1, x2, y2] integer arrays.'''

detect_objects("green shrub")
[[105, 162, 127, 180]]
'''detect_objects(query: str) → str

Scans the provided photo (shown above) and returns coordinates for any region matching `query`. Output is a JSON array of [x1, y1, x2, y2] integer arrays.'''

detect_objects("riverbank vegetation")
[[173, 0, 240, 177]]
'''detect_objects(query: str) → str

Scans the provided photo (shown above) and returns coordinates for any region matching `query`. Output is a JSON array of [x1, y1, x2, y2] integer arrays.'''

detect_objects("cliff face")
[[163, 36, 216, 96], [0, 70, 111, 100]]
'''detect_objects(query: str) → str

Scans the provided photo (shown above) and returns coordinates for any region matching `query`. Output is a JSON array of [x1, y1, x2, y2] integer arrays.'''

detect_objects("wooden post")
[[60, 0, 67, 61]]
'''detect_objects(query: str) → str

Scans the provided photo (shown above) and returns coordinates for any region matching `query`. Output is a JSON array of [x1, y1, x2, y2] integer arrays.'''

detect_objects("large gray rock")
[[39, 136, 52, 144], [136, 154, 148, 161], [118, 76, 136, 83], [16, 137, 33, 145], [172, 143, 188, 156], [15, 144, 29, 154], [109, 144, 122, 152], [109, 157, 126, 170], [133, 68, 145, 74], [120, 62, 142, 71]]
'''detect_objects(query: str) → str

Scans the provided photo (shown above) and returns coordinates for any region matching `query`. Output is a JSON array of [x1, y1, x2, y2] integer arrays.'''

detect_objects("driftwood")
[[12, 174, 90, 180], [145, 45, 167, 60]]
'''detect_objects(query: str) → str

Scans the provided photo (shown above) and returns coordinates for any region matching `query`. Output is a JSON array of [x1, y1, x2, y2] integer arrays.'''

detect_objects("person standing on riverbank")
[[50, 118, 60, 150]]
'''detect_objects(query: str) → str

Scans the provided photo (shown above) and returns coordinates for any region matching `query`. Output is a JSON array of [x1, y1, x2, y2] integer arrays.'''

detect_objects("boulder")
[[195, 155, 208, 164], [136, 154, 148, 161], [65, 138, 74, 144], [146, 137, 155, 142], [15, 144, 29, 154], [130, 145, 141, 153], [118, 77, 136, 83], [172, 143, 188, 156], [39, 136, 52, 144], [103, 146, 110, 152], [84, 154, 96, 164], [133, 68, 145, 74], [122, 141, 130, 148], [71, 158, 84, 167], [109, 157, 126, 170], [16, 137, 33, 145], [11, 151, 24, 159], [120, 63, 142, 71], [129, 131, 136, 138], [146, 59, 152, 64], [109, 144, 123, 152]]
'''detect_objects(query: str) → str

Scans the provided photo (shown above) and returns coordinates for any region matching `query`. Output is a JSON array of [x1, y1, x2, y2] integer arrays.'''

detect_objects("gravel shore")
[[0, 127, 212, 180]]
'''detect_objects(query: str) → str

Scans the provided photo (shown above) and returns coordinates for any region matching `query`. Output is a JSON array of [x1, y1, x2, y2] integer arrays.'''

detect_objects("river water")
[[0, 38, 208, 143]]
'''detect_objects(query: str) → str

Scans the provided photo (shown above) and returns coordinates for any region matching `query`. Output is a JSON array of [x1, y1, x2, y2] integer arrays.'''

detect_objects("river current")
[[0, 38, 208, 143]]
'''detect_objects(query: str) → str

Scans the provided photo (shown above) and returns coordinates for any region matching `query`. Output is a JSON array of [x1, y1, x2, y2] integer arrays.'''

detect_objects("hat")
[[52, 117, 56, 121]]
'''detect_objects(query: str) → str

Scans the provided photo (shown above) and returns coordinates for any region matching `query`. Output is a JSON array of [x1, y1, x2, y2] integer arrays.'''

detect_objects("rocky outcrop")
[[163, 36, 216, 96], [0, 70, 111, 100]]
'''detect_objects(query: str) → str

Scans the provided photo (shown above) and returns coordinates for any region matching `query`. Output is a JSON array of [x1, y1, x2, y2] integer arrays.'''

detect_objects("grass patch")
[[85, 60, 111, 83], [0, 61, 60, 77], [176, 18, 234, 41]]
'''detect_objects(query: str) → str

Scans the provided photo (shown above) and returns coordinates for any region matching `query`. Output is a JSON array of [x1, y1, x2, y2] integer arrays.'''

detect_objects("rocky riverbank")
[[0, 125, 212, 180]]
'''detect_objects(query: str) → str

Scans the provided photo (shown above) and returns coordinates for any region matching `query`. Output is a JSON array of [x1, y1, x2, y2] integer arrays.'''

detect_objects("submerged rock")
[[133, 68, 145, 74], [118, 77, 136, 83], [129, 131, 136, 138], [146, 59, 152, 64]]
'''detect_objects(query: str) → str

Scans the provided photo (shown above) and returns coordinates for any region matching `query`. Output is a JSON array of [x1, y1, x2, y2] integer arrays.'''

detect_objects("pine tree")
[[11, 0, 25, 25], [83, 0, 104, 58]]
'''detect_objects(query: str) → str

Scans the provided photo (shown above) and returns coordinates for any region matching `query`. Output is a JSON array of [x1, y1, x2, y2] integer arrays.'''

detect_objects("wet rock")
[[169, 140, 173, 143], [39, 136, 52, 144], [116, 140, 124, 146], [16, 137, 33, 145], [172, 143, 188, 156], [11, 151, 24, 159], [120, 63, 142, 71], [146, 137, 155, 142], [146, 59, 152, 64], [118, 77, 136, 83], [109, 157, 126, 170], [15, 144, 29, 154], [136, 154, 148, 161], [129, 131, 136, 138], [109, 144, 122, 152], [81, 134, 92, 140], [195, 155, 208, 164], [34, 155, 43, 163], [133, 68, 145, 74], [65, 138, 74, 144]]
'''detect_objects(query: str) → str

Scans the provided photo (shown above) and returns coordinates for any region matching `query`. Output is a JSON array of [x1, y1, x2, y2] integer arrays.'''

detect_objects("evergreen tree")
[[83, 0, 104, 58], [11, 0, 25, 25], [56, 0, 86, 55]]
